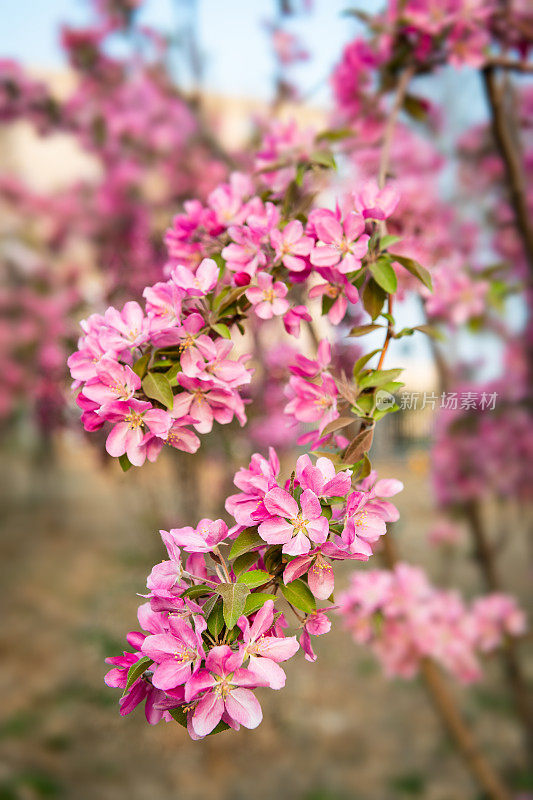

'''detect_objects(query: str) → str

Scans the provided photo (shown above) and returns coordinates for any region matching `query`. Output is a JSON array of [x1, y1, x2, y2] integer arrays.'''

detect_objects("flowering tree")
[[3, 1, 532, 799]]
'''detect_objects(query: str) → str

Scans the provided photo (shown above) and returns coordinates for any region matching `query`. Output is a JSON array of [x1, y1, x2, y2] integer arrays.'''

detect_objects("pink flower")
[[145, 417, 201, 460], [258, 486, 329, 555], [308, 271, 360, 325], [67, 334, 107, 381], [239, 600, 299, 688], [181, 335, 252, 388], [352, 180, 400, 220], [222, 225, 267, 276], [283, 304, 312, 337], [245, 272, 289, 320], [105, 650, 169, 724], [141, 615, 205, 690], [310, 209, 369, 274], [185, 646, 267, 737], [143, 280, 183, 330], [173, 375, 246, 433], [171, 258, 219, 297], [270, 219, 313, 272], [296, 454, 352, 498], [300, 609, 332, 662], [340, 491, 387, 557], [83, 355, 140, 406], [165, 518, 228, 553], [225, 448, 280, 527], [102, 399, 172, 466], [284, 550, 335, 600], [284, 373, 338, 433], [102, 300, 150, 350]]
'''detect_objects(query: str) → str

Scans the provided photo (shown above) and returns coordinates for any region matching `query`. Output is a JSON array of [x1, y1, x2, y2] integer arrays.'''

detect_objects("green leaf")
[[403, 93, 429, 122], [353, 349, 380, 376], [349, 323, 382, 337], [118, 453, 133, 472], [355, 395, 374, 415], [216, 582, 250, 630], [362, 278, 387, 320], [142, 371, 174, 410], [243, 592, 277, 616], [232, 551, 259, 577], [165, 362, 180, 383], [321, 416, 355, 436], [207, 599, 225, 637], [229, 528, 264, 560], [237, 569, 272, 589], [311, 150, 337, 170], [369, 258, 398, 294], [216, 285, 248, 313], [123, 656, 152, 696], [132, 352, 150, 379], [316, 127, 355, 142], [211, 322, 232, 339], [359, 368, 403, 390], [170, 707, 230, 735], [380, 234, 402, 250], [181, 584, 213, 599], [414, 324, 442, 340], [391, 254, 432, 291], [280, 579, 316, 613]]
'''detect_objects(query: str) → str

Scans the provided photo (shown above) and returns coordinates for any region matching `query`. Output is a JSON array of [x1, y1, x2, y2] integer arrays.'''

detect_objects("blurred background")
[[0, 1, 531, 799]]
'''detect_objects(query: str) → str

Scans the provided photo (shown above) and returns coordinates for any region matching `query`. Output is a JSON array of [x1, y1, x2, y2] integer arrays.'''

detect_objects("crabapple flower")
[[284, 372, 339, 433], [310, 209, 369, 274], [83, 356, 140, 406], [340, 491, 387, 557], [239, 600, 299, 689], [141, 615, 205, 690], [283, 304, 312, 337], [270, 219, 313, 272], [258, 487, 329, 555], [245, 272, 289, 319], [171, 258, 219, 297], [185, 646, 267, 736], [352, 180, 400, 220], [300, 609, 333, 662], [103, 399, 172, 466], [296, 453, 352, 498], [164, 518, 228, 553]]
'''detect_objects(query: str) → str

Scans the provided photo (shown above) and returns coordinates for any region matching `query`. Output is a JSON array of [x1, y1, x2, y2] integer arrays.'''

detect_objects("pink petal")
[[300, 489, 321, 519], [225, 687, 262, 729], [248, 655, 286, 690], [258, 517, 294, 545], [192, 691, 224, 737], [264, 487, 298, 518]]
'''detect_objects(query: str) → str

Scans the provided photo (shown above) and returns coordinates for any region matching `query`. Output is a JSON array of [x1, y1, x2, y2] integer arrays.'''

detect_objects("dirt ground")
[[1, 434, 530, 800]]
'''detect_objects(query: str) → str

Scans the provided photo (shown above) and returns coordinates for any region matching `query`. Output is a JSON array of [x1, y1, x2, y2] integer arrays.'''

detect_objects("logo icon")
[[375, 390, 395, 411]]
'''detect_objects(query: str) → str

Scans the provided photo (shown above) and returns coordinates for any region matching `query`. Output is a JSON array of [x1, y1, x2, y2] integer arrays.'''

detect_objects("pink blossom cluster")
[[104, 450, 402, 735], [164, 167, 398, 329], [0, 258, 79, 429], [338, 563, 526, 683], [432, 341, 533, 506], [68, 258, 252, 466]]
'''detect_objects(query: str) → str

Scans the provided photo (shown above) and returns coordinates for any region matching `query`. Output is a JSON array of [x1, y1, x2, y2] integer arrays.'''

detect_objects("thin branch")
[[464, 499, 533, 764], [482, 66, 533, 276], [380, 528, 511, 800], [378, 65, 416, 189], [420, 659, 511, 800], [485, 57, 533, 73], [376, 295, 394, 371]]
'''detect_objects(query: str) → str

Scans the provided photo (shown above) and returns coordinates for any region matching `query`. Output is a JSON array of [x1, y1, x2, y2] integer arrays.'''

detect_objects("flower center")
[[291, 512, 309, 534], [262, 288, 275, 303], [124, 410, 143, 429]]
